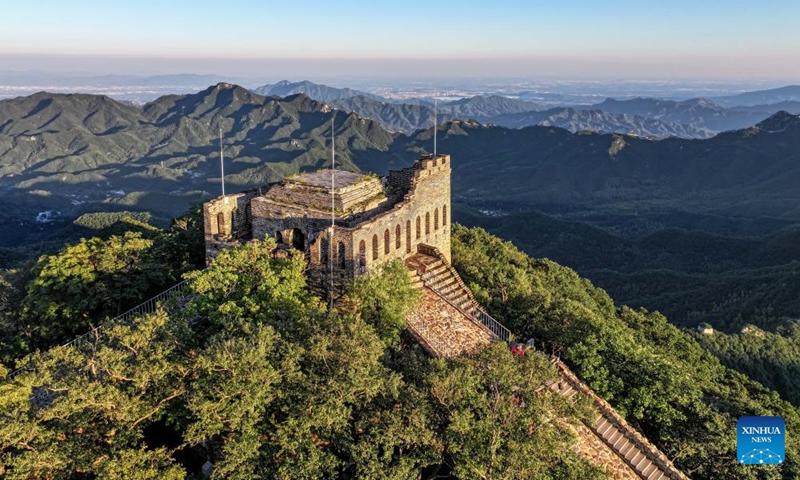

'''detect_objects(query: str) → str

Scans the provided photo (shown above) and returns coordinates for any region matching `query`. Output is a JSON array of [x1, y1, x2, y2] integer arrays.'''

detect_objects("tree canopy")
[[1, 235, 600, 479]]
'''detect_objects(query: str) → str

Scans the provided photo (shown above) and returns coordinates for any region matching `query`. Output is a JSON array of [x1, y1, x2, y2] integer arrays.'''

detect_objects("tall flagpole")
[[331, 112, 335, 227], [329, 113, 335, 307], [433, 98, 438, 158], [219, 127, 225, 197]]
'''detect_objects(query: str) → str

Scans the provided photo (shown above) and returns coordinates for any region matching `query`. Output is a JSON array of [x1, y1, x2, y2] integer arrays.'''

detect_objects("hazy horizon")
[[2, 0, 800, 82]]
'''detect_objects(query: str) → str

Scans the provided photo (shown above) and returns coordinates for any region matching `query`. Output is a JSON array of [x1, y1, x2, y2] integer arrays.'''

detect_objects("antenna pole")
[[219, 127, 225, 196], [331, 113, 335, 227], [433, 98, 437, 158], [329, 113, 335, 307]]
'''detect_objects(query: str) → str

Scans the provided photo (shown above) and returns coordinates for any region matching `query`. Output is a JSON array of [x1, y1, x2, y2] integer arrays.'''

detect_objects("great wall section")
[[7, 153, 692, 479]]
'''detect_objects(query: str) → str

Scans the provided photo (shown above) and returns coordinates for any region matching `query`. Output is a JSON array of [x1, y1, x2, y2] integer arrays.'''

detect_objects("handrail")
[[553, 359, 689, 480], [7, 278, 194, 379], [418, 267, 511, 343]]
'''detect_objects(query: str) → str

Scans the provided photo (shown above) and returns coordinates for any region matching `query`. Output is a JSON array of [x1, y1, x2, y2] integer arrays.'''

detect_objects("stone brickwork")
[[202, 154, 452, 297], [202, 188, 261, 262]]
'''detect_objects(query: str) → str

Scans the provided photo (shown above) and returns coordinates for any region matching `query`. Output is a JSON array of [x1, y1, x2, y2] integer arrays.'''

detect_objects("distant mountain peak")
[[754, 111, 800, 132], [252, 80, 383, 103]]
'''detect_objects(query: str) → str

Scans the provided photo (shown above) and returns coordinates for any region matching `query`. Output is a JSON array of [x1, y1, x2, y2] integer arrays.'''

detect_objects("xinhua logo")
[[738, 416, 785, 465]]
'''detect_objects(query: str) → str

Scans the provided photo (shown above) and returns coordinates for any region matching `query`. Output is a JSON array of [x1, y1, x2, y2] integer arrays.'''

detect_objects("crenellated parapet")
[[202, 153, 452, 298]]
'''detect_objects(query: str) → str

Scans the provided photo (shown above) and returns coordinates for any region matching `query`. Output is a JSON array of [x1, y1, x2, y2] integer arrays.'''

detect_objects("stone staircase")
[[405, 246, 689, 480], [551, 361, 690, 480], [406, 248, 510, 342]]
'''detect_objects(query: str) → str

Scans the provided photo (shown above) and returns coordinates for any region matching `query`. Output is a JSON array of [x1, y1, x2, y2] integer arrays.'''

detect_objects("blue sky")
[[1, 0, 799, 79]]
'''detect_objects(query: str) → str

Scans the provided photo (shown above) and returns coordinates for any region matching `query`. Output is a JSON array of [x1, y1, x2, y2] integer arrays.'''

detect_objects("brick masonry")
[[203, 154, 452, 296]]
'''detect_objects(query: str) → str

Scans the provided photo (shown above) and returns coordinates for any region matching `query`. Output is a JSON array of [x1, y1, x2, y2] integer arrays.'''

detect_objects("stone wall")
[[203, 154, 453, 294], [346, 154, 452, 271], [202, 188, 261, 262]]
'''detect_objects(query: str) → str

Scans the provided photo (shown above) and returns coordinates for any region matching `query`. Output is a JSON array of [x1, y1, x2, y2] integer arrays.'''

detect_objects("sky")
[[1, 0, 799, 80]]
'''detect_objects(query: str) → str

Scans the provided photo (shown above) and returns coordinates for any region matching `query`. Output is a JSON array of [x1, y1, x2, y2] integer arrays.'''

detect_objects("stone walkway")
[[406, 289, 494, 358]]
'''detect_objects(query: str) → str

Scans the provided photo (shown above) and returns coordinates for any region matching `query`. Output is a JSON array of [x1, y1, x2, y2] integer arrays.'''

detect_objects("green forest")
[[1, 212, 799, 478]]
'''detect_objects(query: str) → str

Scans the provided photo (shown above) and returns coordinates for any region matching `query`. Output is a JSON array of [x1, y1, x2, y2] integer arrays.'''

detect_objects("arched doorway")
[[291, 228, 305, 251], [275, 231, 284, 244]]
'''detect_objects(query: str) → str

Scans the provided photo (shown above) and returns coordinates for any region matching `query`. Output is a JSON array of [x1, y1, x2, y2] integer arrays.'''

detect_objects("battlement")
[[203, 153, 452, 279], [257, 170, 386, 217]]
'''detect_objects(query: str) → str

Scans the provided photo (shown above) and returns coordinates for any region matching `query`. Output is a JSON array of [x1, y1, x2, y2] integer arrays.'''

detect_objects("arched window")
[[216, 212, 226, 236], [338, 242, 346, 269], [406, 220, 411, 253], [372, 235, 379, 260], [320, 236, 329, 265], [384, 229, 390, 255], [291, 228, 305, 251], [359, 240, 366, 267], [434, 208, 439, 230], [395, 224, 401, 250], [416, 216, 421, 239], [442, 205, 447, 226], [425, 212, 430, 235]]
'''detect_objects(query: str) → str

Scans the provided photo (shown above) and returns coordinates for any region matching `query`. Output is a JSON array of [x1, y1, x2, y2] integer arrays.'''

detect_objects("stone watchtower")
[[202, 153, 452, 296]]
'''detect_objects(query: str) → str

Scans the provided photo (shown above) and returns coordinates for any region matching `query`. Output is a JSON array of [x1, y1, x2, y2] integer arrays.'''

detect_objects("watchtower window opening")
[[384, 229, 390, 255], [443, 205, 447, 225], [395, 224, 401, 250], [372, 234, 379, 260], [291, 228, 305, 251], [338, 242, 346, 269], [320, 236, 329, 265], [434, 208, 439, 230], [359, 240, 366, 267], [405, 220, 411, 253], [216, 212, 226, 237], [425, 212, 430, 235], [416, 216, 421, 239]]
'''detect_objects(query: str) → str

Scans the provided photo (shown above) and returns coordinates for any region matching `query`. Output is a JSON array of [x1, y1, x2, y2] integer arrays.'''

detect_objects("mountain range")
[[250, 80, 800, 138], [2, 83, 800, 232], [253, 79, 384, 103], [712, 85, 800, 108]]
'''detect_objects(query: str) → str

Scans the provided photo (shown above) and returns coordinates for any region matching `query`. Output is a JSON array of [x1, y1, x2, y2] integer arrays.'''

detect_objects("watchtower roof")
[[287, 169, 371, 192]]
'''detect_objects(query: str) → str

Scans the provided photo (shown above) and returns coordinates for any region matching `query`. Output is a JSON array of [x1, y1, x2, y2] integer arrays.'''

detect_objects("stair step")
[[635, 457, 652, 472], [613, 436, 628, 450], [628, 449, 644, 468], [606, 430, 622, 444], [595, 420, 613, 437], [619, 441, 636, 458], [641, 462, 657, 477]]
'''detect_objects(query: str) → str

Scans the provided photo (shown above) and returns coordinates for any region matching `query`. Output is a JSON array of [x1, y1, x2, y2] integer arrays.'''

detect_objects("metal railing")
[[418, 266, 511, 343], [7, 279, 194, 379]]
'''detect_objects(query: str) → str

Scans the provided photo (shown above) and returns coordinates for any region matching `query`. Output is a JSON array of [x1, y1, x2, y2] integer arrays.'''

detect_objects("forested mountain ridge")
[[2, 85, 800, 267], [486, 107, 709, 138], [0, 84, 401, 229], [426, 113, 800, 218], [3, 85, 800, 228]]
